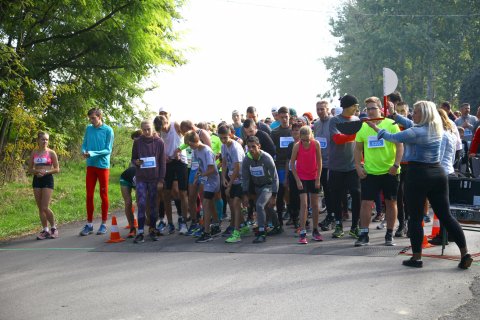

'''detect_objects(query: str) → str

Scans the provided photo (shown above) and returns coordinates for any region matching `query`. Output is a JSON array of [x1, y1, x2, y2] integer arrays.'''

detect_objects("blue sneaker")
[[168, 223, 175, 234], [79, 224, 93, 236], [96, 224, 107, 235], [186, 223, 200, 236], [193, 227, 204, 238], [157, 221, 166, 234]]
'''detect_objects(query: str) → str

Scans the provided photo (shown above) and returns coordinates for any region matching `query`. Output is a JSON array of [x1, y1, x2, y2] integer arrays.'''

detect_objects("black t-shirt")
[[255, 130, 276, 159], [120, 166, 136, 184]]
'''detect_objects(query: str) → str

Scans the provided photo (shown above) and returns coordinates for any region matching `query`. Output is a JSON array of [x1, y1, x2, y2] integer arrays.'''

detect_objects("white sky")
[[142, 0, 344, 123]]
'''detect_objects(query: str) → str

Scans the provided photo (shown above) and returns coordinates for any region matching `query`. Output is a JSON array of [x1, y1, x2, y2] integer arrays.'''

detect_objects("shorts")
[[32, 174, 54, 189], [298, 179, 320, 194], [229, 184, 243, 198], [165, 160, 188, 191], [204, 191, 215, 200], [360, 173, 399, 201], [120, 178, 135, 188]]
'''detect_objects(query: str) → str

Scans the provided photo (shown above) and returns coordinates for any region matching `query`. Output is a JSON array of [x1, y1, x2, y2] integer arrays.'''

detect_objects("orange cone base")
[[106, 215, 125, 243], [422, 235, 432, 249], [106, 238, 125, 243]]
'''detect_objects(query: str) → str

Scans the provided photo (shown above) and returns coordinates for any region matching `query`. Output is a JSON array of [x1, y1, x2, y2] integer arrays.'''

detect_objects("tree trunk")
[[0, 116, 11, 159]]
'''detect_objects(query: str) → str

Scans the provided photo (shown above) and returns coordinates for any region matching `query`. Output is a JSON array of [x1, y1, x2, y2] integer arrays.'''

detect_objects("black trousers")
[[328, 170, 360, 228], [405, 163, 466, 253]]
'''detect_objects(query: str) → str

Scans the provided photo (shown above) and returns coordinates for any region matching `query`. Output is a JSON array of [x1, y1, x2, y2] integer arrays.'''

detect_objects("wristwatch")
[[393, 163, 400, 168]]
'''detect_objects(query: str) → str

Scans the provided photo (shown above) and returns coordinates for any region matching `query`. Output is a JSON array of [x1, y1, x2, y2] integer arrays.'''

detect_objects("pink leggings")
[[86, 166, 109, 222]]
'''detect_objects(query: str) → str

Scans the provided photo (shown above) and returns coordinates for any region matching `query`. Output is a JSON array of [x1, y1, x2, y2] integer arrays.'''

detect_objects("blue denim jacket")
[[377, 115, 441, 163]]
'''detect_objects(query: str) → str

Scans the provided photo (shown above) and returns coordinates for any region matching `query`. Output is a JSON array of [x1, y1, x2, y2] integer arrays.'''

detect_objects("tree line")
[[322, 0, 480, 110], [0, 0, 185, 183]]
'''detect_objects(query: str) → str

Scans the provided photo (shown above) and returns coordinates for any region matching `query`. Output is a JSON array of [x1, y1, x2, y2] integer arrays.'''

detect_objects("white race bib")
[[280, 136, 294, 148], [191, 159, 199, 170], [465, 129, 473, 137], [367, 136, 385, 148], [34, 157, 48, 164], [140, 157, 156, 168], [315, 137, 327, 149], [250, 165, 265, 177]]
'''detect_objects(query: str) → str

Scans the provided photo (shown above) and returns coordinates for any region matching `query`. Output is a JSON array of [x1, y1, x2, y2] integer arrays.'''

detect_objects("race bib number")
[[140, 157, 156, 168], [191, 159, 199, 170], [250, 165, 265, 177], [34, 157, 48, 164], [199, 175, 208, 183], [367, 136, 385, 148], [280, 136, 294, 148], [465, 129, 473, 137], [315, 137, 327, 149]]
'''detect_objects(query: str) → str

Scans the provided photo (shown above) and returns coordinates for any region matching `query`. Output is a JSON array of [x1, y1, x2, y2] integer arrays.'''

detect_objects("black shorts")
[[203, 191, 215, 200], [298, 179, 320, 194], [165, 160, 188, 191], [360, 173, 399, 201], [32, 174, 54, 189], [229, 184, 243, 198]]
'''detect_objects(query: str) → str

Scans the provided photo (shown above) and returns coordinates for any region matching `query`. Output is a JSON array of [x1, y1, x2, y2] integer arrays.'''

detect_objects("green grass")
[[0, 162, 125, 240]]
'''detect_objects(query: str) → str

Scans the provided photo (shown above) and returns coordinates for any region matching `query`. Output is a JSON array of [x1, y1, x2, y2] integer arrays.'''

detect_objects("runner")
[[184, 131, 221, 243], [353, 97, 403, 247], [79, 108, 114, 236], [131, 119, 166, 243], [28, 132, 60, 240], [290, 126, 323, 244], [242, 136, 279, 243]]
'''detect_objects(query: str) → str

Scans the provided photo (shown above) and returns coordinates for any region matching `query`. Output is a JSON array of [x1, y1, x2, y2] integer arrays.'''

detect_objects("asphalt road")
[[1, 211, 479, 320]]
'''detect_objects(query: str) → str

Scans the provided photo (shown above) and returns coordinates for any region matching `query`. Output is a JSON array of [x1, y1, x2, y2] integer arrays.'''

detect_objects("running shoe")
[[266, 226, 283, 236], [134, 233, 145, 243], [312, 229, 323, 241], [319, 216, 335, 231], [50, 228, 58, 239], [376, 219, 386, 230], [79, 224, 93, 236], [193, 227, 204, 238], [157, 221, 166, 233], [127, 228, 137, 238], [222, 226, 234, 237], [332, 225, 344, 238], [238, 225, 250, 236], [211, 225, 222, 237], [186, 223, 200, 236], [195, 232, 213, 243], [96, 224, 107, 235], [394, 223, 406, 237], [225, 230, 242, 243], [349, 226, 360, 239], [372, 213, 384, 222], [385, 233, 396, 246], [168, 223, 175, 234], [179, 223, 188, 235], [354, 234, 369, 247], [252, 234, 266, 243], [298, 234, 308, 244], [282, 211, 290, 220], [37, 230, 51, 240], [149, 228, 159, 241]]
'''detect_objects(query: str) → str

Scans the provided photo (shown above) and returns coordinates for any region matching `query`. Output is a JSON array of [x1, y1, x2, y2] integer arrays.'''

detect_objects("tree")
[[0, 0, 185, 180]]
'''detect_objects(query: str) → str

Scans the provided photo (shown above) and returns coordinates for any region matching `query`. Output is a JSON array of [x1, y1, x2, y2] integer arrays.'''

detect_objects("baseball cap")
[[158, 106, 169, 114], [271, 107, 279, 113]]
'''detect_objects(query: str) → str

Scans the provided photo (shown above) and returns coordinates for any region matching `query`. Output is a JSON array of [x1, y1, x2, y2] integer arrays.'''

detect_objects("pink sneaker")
[[312, 230, 324, 241], [36, 230, 51, 240], [50, 228, 59, 239], [298, 236, 308, 244]]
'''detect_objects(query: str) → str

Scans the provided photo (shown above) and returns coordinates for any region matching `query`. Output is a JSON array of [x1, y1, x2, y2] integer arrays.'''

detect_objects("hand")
[[315, 178, 320, 189], [268, 196, 276, 207], [388, 166, 398, 176], [469, 153, 477, 158], [462, 121, 470, 128], [135, 159, 144, 166], [356, 166, 367, 179], [82, 152, 90, 159], [222, 177, 229, 188], [157, 182, 164, 190], [242, 196, 249, 208], [296, 180, 303, 190]]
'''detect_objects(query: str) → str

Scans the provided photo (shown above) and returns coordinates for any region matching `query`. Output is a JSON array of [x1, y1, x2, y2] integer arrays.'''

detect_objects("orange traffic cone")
[[421, 220, 432, 249], [428, 214, 440, 239], [106, 215, 125, 243]]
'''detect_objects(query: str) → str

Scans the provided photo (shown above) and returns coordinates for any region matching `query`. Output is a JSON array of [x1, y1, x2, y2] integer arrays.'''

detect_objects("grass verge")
[[0, 161, 124, 240]]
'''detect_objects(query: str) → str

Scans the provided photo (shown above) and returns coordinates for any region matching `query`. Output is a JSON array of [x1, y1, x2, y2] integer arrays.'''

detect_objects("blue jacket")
[[378, 115, 441, 163], [81, 124, 114, 168]]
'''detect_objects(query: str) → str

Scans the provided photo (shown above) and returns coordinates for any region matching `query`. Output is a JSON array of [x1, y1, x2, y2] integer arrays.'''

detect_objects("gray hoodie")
[[242, 151, 279, 194]]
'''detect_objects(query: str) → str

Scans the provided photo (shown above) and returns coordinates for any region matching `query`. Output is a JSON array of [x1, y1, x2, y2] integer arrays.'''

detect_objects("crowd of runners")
[[29, 92, 476, 268]]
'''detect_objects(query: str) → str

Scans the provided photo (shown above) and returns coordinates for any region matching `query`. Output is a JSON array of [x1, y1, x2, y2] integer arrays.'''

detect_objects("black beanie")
[[339, 94, 359, 108]]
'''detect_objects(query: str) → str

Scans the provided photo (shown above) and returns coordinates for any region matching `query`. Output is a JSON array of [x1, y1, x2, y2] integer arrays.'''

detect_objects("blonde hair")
[[413, 101, 443, 137], [437, 108, 453, 132], [140, 119, 153, 128], [299, 125, 313, 139], [364, 96, 382, 108]]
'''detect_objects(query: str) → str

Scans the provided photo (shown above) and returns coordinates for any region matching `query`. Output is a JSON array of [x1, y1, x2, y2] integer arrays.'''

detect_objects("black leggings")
[[328, 170, 360, 228], [288, 171, 300, 222], [321, 168, 334, 215], [405, 163, 466, 253], [397, 164, 409, 224]]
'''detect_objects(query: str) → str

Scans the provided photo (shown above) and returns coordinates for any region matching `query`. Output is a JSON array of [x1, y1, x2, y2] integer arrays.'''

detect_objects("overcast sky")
[[142, 0, 345, 123]]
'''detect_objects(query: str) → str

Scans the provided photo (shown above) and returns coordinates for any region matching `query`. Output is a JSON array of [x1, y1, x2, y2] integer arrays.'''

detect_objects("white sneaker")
[[179, 223, 188, 235], [376, 219, 386, 230]]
